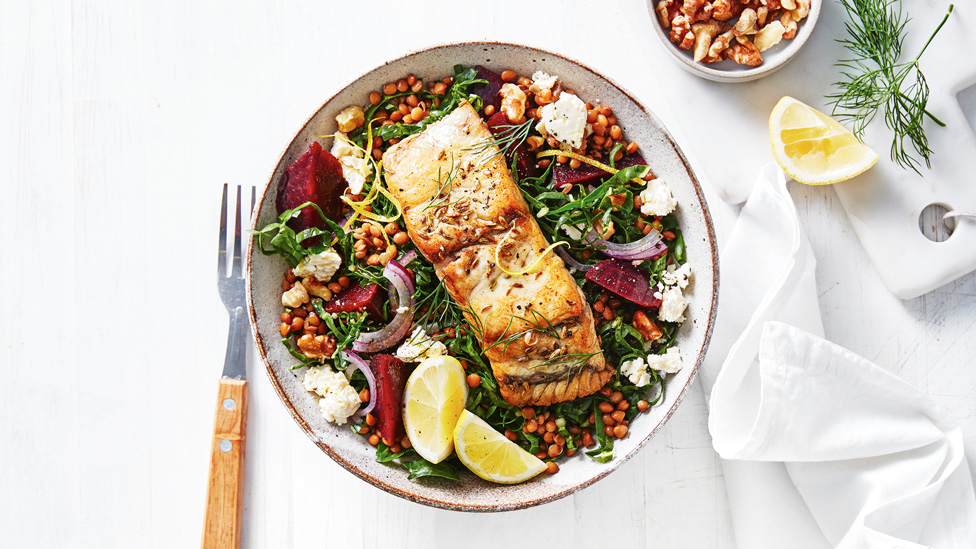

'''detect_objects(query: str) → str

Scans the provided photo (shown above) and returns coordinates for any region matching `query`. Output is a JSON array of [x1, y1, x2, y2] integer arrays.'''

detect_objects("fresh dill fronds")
[[828, 0, 954, 173], [423, 155, 460, 212], [483, 308, 562, 355], [530, 351, 601, 375], [464, 119, 534, 164]]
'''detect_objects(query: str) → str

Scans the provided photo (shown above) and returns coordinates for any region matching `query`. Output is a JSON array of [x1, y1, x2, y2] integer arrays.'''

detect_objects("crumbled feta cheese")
[[639, 177, 678, 217], [658, 286, 688, 323], [303, 365, 361, 425], [621, 356, 652, 387], [330, 133, 369, 195], [530, 71, 558, 94], [661, 263, 692, 290], [396, 326, 448, 363], [293, 249, 342, 282], [395, 305, 409, 315], [647, 346, 683, 374], [536, 93, 587, 149]]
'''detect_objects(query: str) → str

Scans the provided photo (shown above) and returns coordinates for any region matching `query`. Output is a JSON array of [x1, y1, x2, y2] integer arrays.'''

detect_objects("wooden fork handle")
[[202, 379, 248, 549]]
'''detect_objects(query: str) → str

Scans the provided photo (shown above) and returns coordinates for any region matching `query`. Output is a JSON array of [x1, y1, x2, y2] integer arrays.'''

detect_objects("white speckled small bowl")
[[246, 42, 719, 511], [645, 0, 822, 82]]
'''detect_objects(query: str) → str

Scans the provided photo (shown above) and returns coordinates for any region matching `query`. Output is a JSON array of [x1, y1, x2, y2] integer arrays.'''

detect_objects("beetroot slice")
[[368, 354, 407, 445], [552, 152, 647, 189], [322, 282, 385, 321], [275, 141, 348, 246], [584, 259, 661, 309], [471, 65, 504, 115], [486, 112, 540, 182]]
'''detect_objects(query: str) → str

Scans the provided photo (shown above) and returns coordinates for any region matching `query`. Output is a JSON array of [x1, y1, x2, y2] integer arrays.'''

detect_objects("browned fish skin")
[[383, 102, 611, 406]]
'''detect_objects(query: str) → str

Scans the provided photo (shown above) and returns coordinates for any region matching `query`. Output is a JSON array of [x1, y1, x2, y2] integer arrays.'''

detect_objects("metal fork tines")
[[218, 184, 256, 381]]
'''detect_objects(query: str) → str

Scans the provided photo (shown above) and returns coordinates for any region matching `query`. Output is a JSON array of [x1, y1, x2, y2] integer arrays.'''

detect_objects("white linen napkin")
[[700, 163, 976, 548]]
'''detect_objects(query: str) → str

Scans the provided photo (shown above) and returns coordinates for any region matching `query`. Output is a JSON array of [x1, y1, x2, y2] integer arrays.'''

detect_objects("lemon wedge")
[[403, 355, 468, 464], [453, 409, 547, 484], [769, 96, 879, 185]]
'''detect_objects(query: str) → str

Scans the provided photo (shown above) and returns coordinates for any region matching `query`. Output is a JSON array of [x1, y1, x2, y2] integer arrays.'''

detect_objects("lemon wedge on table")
[[403, 355, 468, 464], [453, 409, 547, 484], [769, 96, 879, 185]]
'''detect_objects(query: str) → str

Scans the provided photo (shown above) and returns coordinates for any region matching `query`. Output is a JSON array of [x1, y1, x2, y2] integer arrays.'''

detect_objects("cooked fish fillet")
[[383, 102, 611, 406]]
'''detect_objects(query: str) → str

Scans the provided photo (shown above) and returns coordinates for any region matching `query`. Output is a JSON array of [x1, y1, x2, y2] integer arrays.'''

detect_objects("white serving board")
[[832, 0, 976, 299]]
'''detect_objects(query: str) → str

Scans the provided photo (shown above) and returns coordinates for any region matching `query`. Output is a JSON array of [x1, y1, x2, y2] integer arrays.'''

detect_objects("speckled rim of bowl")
[[645, 0, 822, 82], [245, 40, 719, 512]]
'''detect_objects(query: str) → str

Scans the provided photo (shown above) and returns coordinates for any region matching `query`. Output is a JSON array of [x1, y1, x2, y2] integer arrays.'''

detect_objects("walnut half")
[[727, 41, 763, 67], [692, 21, 722, 63], [297, 334, 337, 360]]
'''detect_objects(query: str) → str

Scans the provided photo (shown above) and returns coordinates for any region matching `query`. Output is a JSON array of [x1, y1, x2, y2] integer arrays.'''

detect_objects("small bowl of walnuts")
[[647, 0, 820, 82]]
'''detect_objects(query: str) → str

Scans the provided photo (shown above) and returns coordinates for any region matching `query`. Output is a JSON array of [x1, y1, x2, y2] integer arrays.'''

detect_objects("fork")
[[203, 184, 255, 549]]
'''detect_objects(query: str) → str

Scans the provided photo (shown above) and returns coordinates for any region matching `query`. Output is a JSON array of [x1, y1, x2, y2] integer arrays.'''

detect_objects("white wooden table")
[[2, 1, 974, 547]]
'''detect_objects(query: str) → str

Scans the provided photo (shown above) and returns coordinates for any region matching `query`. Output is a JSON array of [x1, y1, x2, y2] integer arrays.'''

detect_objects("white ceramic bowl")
[[246, 41, 719, 511], [646, 0, 822, 82]]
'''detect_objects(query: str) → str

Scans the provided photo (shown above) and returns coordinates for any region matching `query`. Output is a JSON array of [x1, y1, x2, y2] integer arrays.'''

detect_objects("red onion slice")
[[585, 229, 668, 261], [342, 351, 376, 417], [391, 251, 418, 307], [352, 260, 415, 353], [556, 246, 593, 272], [399, 249, 417, 266]]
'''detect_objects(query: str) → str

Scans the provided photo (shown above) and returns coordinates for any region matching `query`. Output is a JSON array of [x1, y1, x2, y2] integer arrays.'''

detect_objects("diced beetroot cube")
[[368, 354, 407, 446], [471, 65, 504, 116], [552, 152, 647, 189], [584, 259, 661, 309], [486, 112, 540, 182], [510, 143, 541, 182], [322, 282, 385, 320], [486, 112, 516, 153], [276, 141, 348, 246]]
